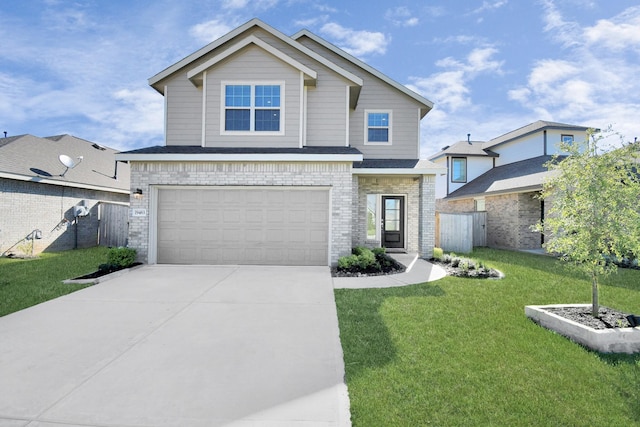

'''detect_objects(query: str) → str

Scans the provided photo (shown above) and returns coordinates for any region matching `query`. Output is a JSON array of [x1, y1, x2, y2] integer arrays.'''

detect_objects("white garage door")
[[156, 187, 329, 265]]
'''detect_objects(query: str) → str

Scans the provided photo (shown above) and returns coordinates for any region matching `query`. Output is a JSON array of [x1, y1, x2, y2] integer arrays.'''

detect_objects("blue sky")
[[1, 0, 638, 156]]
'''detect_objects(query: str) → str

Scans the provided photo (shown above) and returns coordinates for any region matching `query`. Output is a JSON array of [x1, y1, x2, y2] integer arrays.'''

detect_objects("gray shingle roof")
[[445, 155, 565, 200], [0, 134, 130, 192], [427, 140, 498, 161], [484, 120, 591, 149], [118, 145, 362, 155]]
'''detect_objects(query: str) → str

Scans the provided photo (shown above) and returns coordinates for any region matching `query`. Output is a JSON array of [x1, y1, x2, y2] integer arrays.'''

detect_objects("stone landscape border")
[[525, 304, 640, 354], [63, 264, 144, 285]]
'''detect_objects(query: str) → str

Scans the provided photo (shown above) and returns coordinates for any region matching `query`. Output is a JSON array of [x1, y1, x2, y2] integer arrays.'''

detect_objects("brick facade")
[[0, 178, 129, 256], [128, 161, 353, 265], [353, 176, 420, 253], [352, 174, 436, 259], [129, 162, 439, 264]]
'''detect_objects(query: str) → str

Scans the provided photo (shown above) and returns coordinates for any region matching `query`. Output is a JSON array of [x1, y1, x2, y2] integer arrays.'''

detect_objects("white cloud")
[[409, 47, 503, 113], [320, 22, 389, 57], [222, 0, 249, 9], [410, 70, 470, 112], [294, 16, 329, 28], [584, 6, 640, 51], [189, 18, 236, 44], [385, 7, 419, 27], [471, 0, 508, 14], [507, 2, 640, 143]]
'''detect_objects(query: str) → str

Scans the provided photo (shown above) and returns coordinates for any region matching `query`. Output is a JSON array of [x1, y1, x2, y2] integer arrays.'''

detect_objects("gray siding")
[[305, 76, 348, 146], [253, 30, 350, 147], [204, 45, 302, 148], [165, 74, 203, 146], [297, 36, 422, 159]]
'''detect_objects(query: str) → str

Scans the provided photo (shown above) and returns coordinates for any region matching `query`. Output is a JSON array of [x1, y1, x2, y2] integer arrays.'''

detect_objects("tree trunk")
[[591, 273, 599, 318]]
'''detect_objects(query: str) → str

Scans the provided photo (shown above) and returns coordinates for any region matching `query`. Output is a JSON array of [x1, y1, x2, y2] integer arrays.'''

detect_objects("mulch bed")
[[331, 256, 406, 277], [545, 306, 637, 329], [73, 263, 142, 280], [428, 259, 502, 279]]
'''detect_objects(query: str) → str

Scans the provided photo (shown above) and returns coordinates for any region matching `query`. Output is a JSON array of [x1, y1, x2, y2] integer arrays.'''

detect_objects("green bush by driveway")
[[0, 247, 109, 317], [335, 248, 640, 426]]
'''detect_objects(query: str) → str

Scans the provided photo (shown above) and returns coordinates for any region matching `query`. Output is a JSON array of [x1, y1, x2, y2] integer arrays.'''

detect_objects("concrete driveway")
[[0, 265, 350, 427]]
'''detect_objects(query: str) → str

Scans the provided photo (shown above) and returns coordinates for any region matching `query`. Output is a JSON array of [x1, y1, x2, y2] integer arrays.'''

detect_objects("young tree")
[[536, 128, 640, 317]]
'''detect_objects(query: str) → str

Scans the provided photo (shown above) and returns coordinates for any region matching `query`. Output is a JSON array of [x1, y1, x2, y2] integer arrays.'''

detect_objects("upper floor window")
[[365, 110, 392, 144], [561, 134, 574, 145], [223, 83, 282, 133], [451, 157, 467, 183]]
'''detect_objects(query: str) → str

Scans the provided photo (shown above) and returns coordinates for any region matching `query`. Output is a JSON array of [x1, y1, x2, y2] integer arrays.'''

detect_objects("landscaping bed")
[[429, 250, 502, 279], [545, 305, 635, 329], [331, 247, 406, 277]]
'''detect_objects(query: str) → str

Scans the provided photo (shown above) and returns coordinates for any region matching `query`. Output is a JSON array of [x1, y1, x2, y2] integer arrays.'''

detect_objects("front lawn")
[[0, 247, 109, 317], [335, 248, 640, 426]]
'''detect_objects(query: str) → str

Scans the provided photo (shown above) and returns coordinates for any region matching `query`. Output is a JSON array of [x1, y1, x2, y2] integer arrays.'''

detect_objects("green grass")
[[0, 247, 110, 317], [335, 248, 640, 426]]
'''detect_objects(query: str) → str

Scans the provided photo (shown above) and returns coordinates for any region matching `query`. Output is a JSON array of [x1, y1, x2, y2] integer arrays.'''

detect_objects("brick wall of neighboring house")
[[437, 191, 542, 250], [353, 176, 420, 253], [128, 161, 353, 265], [0, 178, 129, 256], [436, 198, 474, 213]]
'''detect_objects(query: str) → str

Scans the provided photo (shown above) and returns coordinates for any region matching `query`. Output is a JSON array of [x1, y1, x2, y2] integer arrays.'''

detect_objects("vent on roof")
[[441, 145, 450, 151], [92, 143, 106, 150]]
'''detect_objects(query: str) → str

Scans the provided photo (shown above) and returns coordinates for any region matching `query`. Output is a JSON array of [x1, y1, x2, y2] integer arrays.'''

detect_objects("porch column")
[[419, 174, 436, 258]]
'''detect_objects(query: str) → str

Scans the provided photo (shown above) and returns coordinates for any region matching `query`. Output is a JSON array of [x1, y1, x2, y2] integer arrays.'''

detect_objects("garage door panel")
[[157, 188, 329, 265]]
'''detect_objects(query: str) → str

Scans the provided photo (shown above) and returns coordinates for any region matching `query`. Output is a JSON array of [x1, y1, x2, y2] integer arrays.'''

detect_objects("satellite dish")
[[59, 154, 83, 176]]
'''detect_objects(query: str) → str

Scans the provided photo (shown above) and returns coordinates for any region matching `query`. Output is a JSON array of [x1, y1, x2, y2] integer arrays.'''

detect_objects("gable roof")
[[186, 35, 318, 88], [0, 134, 130, 193], [148, 18, 363, 95], [292, 29, 434, 117], [428, 140, 498, 161], [444, 155, 562, 200], [484, 120, 591, 149], [428, 120, 592, 161]]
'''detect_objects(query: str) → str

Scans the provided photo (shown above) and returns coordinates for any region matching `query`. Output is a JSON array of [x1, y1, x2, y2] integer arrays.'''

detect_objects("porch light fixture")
[[134, 188, 143, 199]]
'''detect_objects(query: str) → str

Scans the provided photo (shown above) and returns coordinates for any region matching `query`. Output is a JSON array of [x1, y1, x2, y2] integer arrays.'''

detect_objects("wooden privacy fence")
[[436, 212, 487, 253], [98, 202, 129, 247]]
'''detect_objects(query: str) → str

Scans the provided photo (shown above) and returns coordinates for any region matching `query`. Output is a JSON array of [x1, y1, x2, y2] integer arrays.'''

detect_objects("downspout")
[[543, 130, 547, 155], [446, 156, 450, 195]]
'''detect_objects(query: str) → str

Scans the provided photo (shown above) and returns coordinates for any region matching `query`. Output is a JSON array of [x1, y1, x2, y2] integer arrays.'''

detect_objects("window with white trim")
[[365, 110, 391, 144], [451, 157, 467, 183], [366, 194, 379, 240], [222, 83, 282, 133], [561, 134, 574, 145]]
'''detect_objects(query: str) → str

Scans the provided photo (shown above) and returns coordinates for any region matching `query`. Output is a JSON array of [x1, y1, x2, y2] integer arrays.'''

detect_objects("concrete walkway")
[[0, 265, 350, 427], [332, 254, 447, 289]]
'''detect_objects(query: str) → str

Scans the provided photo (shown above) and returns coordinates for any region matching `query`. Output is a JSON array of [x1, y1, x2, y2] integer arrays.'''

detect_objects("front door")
[[381, 196, 404, 249]]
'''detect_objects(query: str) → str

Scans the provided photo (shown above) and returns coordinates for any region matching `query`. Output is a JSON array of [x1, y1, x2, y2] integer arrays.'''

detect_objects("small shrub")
[[442, 254, 452, 264], [459, 260, 469, 271], [451, 257, 461, 268], [356, 248, 378, 270], [106, 247, 137, 268], [433, 247, 443, 260], [372, 247, 386, 257], [338, 254, 359, 270]]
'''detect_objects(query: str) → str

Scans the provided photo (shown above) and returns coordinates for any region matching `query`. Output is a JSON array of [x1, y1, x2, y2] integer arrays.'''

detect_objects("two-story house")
[[117, 19, 444, 266], [429, 120, 591, 250]]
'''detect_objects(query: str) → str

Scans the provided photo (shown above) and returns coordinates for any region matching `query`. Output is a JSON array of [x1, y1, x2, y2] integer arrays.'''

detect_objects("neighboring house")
[[116, 18, 445, 266], [0, 134, 130, 256], [429, 121, 591, 250]]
